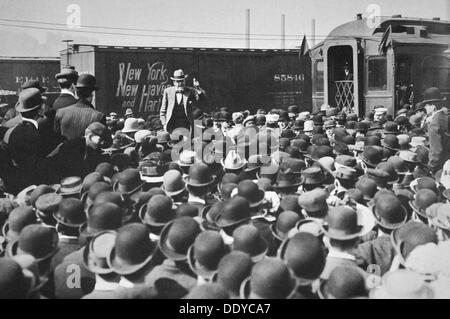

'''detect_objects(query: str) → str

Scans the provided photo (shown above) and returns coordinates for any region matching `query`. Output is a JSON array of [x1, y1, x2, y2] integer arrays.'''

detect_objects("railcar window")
[[368, 57, 387, 91], [422, 56, 450, 92], [315, 61, 324, 94]]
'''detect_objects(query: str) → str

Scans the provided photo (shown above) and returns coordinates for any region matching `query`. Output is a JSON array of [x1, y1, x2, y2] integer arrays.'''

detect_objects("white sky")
[[0, 0, 448, 56]]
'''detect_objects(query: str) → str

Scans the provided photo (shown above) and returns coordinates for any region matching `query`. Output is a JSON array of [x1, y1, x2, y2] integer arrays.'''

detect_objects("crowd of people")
[[0, 65, 449, 299]]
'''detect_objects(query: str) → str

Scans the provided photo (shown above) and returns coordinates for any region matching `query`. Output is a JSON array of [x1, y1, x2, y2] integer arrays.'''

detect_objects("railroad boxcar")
[[309, 14, 450, 116], [0, 57, 60, 110], [61, 45, 311, 118]]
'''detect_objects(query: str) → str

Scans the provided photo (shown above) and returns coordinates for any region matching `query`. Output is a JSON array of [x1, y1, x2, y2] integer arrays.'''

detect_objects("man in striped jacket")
[[54, 74, 106, 141]]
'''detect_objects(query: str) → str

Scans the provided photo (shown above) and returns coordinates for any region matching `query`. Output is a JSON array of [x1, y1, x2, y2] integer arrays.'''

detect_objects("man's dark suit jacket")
[[52, 93, 77, 111], [54, 99, 106, 141]]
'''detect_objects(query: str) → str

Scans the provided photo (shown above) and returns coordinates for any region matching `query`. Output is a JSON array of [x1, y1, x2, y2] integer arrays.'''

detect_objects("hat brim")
[[273, 178, 305, 190], [239, 275, 297, 299], [75, 84, 99, 91], [183, 175, 215, 188], [53, 212, 85, 228], [161, 185, 186, 197], [321, 224, 363, 241], [82, 241, 115, 275], [138, 205, 175, 228], [234, 189, 265, 208], [8, 238, 59, 263], [170, 75, 188, 81], [371, 205, 408, 230], [408, 200, 428, 219], [113, 180, 145, 196], [15, 102, 43, 113], [270, 223, 287, 242], [214, 214, 251, 229], [106, 246, 155, 276]]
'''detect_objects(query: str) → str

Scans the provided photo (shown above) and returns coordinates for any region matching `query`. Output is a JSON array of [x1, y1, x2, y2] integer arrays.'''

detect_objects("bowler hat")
[[2, 206, 39, 242], [158, 217, 201, 261], [80, 202, 122, 237], [232, 225, 268, 262], [83, 181, 112, 210], [0, 258, 35, 299], [410, 177, 439, 194], [280, 195, 301, 214], [139, 194, 175, 228], [294, 218, 324, 237], [409, 189, 437, 219], [335, 155, 357, 169], [298, 188, 329, 214], [365, 168, 390, 188], [15, 88, 43, 113], [371, 194, 407, 230], [384, 122, 399, 135], [201, 201, 224, 231], [29, 185, 55, 207], [161, 170, 186, 196], [322, 206, 362, 240], [278, 232, 325, 280], [53, 198, 86, 228], [216, 251, 253, 297], [176, 203, 199, 219], [319, 266, 367, 299], [35, 192, 63, 221], [8, 224, 58, 262], [387, 156, 410, 174], [421, 87, 446, 105], [184, 163, 215, 187], [271, 211, 302, 242], [82, 230, 117, 275], [274, 170, 304, 190], [360, 146, 384, 168], [75, 73, 99, 90], [215, 197, 251, 229], [107, 223, 157, 275], [240, 257, 296, 299], [113, 169, 145, 195], [382, 135, 400, 151], [235, 180, 265, 208], [187, 231, 229, 279], [355, 178, 377, 201], [81, 173, 108, 195]]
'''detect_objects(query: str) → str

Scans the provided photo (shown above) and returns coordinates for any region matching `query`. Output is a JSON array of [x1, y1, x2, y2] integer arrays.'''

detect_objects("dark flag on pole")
[[300, 34, 310, 57]]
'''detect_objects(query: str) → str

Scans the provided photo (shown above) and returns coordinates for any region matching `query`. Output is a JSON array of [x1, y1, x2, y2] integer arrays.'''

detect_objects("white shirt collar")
[[327, 247, 356, 261], [22, 117, 38, 129], [60, 88, 76, 98], [188, 194, 206, 205], [94, 275, 120, 291], [119, 276, 136, 288]]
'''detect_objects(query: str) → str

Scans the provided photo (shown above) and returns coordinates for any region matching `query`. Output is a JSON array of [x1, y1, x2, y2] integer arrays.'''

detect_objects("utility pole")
[[246, 9, 250, 49], [311, 19, 316, 47], [62, 39, 73, 67], [281, 14, 286, 50]]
